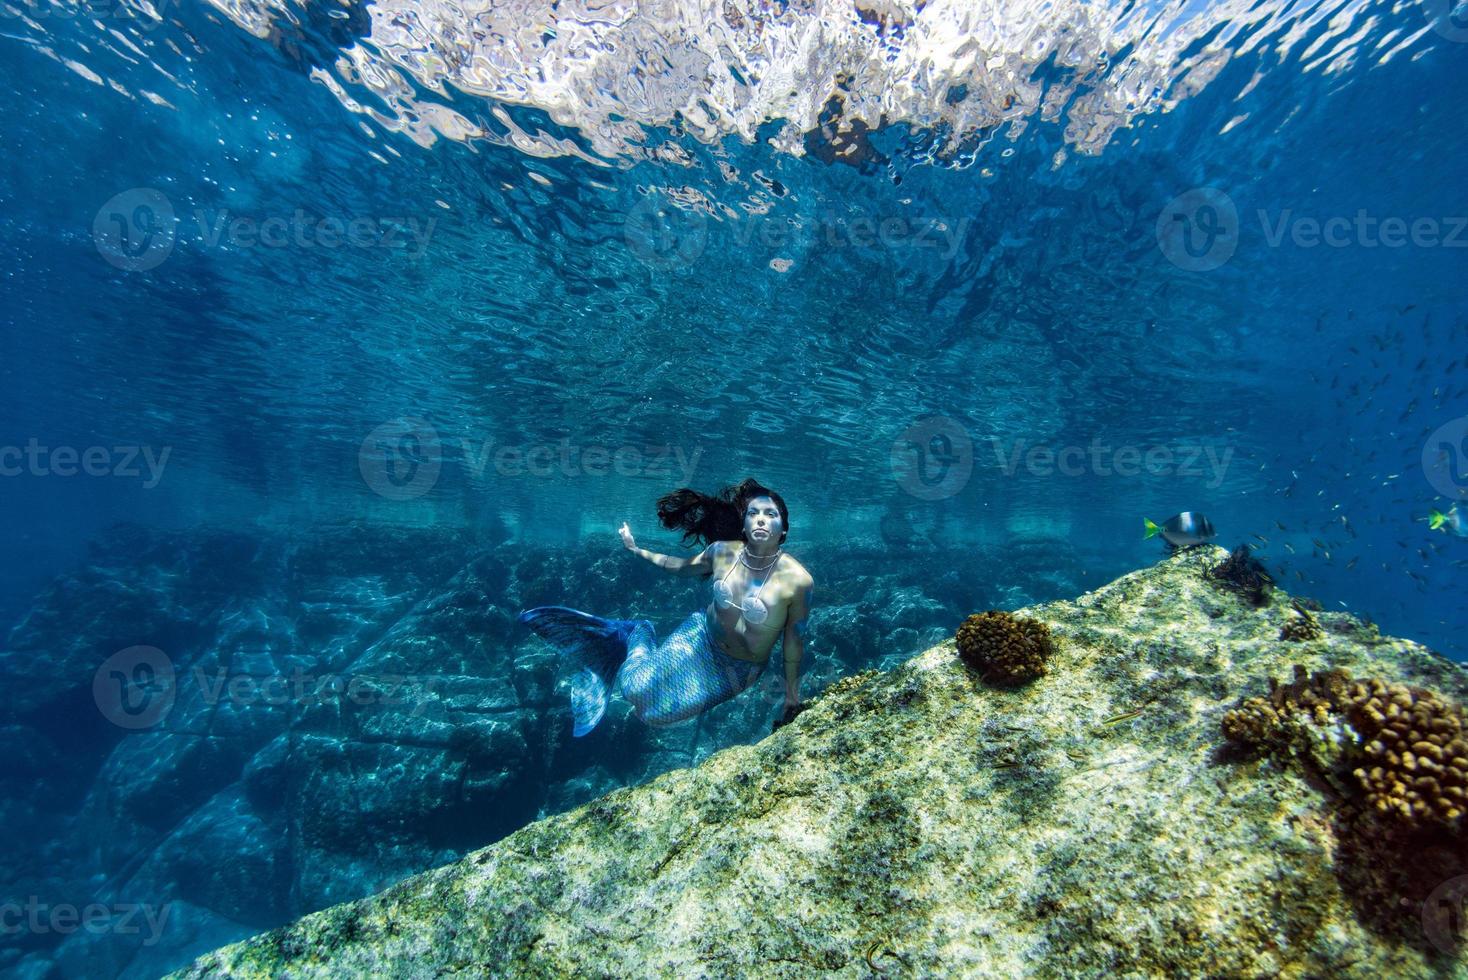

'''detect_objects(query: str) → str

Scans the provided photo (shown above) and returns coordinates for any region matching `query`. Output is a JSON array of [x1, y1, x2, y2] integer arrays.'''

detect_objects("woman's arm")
[[620, 524, 718, 578], [781, 574, 813, 707]]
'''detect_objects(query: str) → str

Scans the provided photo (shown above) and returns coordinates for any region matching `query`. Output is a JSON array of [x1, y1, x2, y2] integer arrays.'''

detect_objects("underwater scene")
[[2, 0, 1468, 976]]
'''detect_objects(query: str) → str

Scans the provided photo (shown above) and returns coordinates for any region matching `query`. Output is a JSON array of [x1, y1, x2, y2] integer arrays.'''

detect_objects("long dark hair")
[[656, 478, 790, 547]]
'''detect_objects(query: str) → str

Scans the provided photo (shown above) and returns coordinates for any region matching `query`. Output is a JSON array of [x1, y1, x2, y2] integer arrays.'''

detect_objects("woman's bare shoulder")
[[781, 554, 813, 586]]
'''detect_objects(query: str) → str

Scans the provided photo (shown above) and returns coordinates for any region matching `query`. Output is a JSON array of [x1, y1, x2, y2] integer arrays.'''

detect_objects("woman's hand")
[[619, 521, 636, 551], [772, 700, 807, 732]]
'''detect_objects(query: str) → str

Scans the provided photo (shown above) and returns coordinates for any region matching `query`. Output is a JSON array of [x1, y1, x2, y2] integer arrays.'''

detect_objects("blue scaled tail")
[[517, 606, 638, 737]]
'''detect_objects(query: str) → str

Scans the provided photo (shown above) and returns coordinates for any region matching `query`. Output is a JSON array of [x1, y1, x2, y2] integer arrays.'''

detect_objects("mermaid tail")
[[618, 611, 766, 728], [519, 606, 771, 736], [517, 606, 642, 736]]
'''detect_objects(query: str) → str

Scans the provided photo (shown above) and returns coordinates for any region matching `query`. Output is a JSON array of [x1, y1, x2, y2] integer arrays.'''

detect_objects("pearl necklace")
[[740, 544, 782, 572]]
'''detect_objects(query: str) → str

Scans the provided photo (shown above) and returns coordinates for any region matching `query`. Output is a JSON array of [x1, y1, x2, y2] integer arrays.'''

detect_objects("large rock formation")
[[0, 523, 974, 979], [166, 546, 1468, 977]]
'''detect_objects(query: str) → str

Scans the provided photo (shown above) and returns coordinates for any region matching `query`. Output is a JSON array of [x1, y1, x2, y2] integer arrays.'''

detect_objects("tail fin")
[[1429, 510, 1446, 531], [518, 606, 637, 737], [1143, 518, 1160, 540]]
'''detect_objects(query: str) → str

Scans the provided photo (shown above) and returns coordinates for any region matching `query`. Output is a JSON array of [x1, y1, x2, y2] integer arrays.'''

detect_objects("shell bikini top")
[[712, 546, 779, 626]]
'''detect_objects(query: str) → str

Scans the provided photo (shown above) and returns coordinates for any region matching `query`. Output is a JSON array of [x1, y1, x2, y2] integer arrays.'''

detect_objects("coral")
[[1222, 666, 1468, 835], [1221, 666, 1357, 786], [1206, 544, 1274, 607], [1343, 678, 1468, 832], [954, 611, 1053, 687], [1280, 600, 1324, 642]]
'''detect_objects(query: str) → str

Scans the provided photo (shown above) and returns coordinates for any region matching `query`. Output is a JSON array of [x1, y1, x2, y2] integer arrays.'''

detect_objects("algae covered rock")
[[167, 547, 1468, 978]]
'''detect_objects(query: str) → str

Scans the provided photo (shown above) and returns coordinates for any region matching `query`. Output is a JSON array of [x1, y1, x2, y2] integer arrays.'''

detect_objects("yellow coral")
[[1344, 679, 1468, 832]]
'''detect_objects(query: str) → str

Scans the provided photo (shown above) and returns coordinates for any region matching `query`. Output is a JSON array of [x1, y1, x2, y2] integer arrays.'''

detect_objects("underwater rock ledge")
[[167, 546, 1468, 978]]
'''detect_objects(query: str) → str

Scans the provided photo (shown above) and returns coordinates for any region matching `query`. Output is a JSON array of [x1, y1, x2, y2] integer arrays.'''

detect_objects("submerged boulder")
[[168, 546, 1468, 978]]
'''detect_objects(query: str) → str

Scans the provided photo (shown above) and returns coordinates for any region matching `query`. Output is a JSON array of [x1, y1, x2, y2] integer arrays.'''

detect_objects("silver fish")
[[1145, 512, 1217, 549]]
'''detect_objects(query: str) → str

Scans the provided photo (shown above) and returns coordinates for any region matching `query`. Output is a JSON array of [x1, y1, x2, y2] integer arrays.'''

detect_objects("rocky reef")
[[165, 546, 1468, 978], [2, 522, 990, 979]]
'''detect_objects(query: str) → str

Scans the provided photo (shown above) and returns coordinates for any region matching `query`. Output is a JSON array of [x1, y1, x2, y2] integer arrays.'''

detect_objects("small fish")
[[1252, 533, 1269, 545], [1430, 506, 1467, 538], [864, 934, 907, 973], [1144, 512, 1217, 549], [1102, 708, 1146, 726]]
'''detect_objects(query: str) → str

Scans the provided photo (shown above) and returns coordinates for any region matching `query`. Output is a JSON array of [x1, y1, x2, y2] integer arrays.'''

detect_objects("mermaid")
[[517, 478, 814, 736]]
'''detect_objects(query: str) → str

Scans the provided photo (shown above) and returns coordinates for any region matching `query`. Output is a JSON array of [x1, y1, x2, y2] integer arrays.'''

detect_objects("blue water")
[[2, 0, 1467, 975]]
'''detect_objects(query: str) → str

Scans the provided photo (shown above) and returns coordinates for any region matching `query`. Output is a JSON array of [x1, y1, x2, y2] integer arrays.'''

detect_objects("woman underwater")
[[518, 478, 814, 737]]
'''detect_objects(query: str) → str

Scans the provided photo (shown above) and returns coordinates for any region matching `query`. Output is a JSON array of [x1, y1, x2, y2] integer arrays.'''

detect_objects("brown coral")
[[1221, 666, 1468, 836], [1221, 665, 1350, 755], [1343, 678, 1468, 832], [954, 611, 1053, 687]]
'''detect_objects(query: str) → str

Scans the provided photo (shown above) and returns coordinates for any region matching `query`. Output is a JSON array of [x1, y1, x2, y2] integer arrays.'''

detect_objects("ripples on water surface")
[[1, 0, 1465, 650]]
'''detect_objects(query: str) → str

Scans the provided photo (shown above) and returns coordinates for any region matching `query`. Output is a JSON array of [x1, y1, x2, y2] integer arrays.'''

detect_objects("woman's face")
[[743, 495, 784, 545]]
